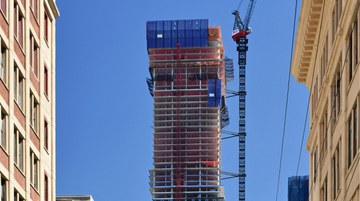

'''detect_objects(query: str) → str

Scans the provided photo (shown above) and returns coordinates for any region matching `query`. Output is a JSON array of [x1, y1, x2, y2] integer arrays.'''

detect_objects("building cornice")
[[48, 0, 60, 18], [291, 0, 323, 85]]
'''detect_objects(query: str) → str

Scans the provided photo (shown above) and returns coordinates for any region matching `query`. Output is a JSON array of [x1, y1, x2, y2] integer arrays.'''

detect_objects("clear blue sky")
[[56, 0, 309, 201]]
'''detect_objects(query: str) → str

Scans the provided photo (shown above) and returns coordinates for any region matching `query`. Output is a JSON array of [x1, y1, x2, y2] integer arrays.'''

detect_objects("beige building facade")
[[292, 0, 360, 201], [0, 0, 58, 201]]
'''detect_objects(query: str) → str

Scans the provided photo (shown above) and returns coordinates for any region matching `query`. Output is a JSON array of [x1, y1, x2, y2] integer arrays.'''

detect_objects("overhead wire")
[[297, 6, 356, 187], [295, 0, 326, 176], [275, 0, 357, 199], [274, 0, 299, 201], [237, 0, 244, 11], [296, 0, 360, 177]]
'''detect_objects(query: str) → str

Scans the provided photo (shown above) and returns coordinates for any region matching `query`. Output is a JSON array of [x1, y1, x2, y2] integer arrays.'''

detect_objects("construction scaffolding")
[[147, 20, 227, 201]]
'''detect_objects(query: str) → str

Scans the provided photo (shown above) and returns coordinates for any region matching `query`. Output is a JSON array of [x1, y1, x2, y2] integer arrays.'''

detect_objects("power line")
[[275, 0, 299, 201], [297, 9, 355, 182], [237, 0, 244, 11], [295, 0, 326, 176], [296, 0, 360, 176], [276, 1, 357, 200]]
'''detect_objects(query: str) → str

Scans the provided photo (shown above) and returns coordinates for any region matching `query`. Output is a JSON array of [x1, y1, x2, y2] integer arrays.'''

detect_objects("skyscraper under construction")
[[146, 19, 232, 201]]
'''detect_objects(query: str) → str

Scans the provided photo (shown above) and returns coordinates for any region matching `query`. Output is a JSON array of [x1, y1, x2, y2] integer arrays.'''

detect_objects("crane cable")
[[237, 0, 244, 11], [275, 0, 299, 201]]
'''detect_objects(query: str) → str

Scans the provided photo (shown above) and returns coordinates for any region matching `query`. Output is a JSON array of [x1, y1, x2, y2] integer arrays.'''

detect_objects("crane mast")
[[231, 1, 256, 201], [235, 29, 248, 201]]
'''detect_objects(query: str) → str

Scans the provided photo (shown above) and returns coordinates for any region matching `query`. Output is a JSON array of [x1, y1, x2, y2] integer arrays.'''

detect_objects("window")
[[14, 65, 24, 110], [313, 146, 318, 182], [30, 93, 39, 133], [332, 9, 336, 43], [353, 102, 359, 154], [354, 20, 358, 71], [0, 175, 7, 201], [348, 115, 352, 168], [44, 66, 48, 95], [347, 102, 358, 168], [336, 71, 341, 115], [0, 40, 7, 84], [30, 151, 39, 190], [332, 0, 343, 43], [349, 32, 353, 81], [14, 190, 24, 201], [321, 178, 327, 201], [331, 63, 341, 130], [13, 3, 24, 47], [0, 0, 6, 17], [312, 77, 319, 115], [44, 10, 49, 42], [320, 108, 328, 160], [30, 35, 39, 77], [321, 35, 329, 85], [44, 175, 48, 201], [332, 141, 340, 200], [0, 106, 7, 150], [30, 0, 38, 19], [349, 18, 359, 83], [14, 127, 24, 172], [44, 120, 48, 150]]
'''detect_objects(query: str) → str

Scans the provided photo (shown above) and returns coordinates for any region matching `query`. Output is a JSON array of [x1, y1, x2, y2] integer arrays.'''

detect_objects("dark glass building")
[[288, 176, 309, 201]]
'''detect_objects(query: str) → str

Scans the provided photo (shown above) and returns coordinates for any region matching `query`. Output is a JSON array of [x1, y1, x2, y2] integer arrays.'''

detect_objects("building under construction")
[[146, 19, 233, 201]]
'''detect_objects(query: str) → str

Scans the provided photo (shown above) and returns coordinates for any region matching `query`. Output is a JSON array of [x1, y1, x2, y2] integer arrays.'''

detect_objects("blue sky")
[[56, 0, 309, 201]]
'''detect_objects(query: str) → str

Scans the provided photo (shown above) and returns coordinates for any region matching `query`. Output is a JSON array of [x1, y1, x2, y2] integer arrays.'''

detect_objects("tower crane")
[[231, 1, 256, 201]]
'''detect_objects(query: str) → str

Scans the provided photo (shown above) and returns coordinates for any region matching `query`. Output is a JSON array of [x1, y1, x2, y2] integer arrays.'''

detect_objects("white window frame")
[[347, 99, 358, 168], [30, 150, 39, 190], [14, 128, 24, 172], [44, 174, 49, 201], [14, 190, 24, 201], [43, 8, 52, 44], [14, 3, 24, 48], [14, 65, 24, 110], [332, 142, 341, 200], [0, 105, 7, 151], [44, 119, 48, 150], [30, 93, 39, 133], [0, 39, 7, 84], [0, 174, 7, 201], [30, 35, 39, 78], [44, 66, 49, 96]]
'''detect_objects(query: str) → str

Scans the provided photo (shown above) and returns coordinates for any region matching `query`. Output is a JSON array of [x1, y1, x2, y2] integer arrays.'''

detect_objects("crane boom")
[[244, 0, 257, 29]]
